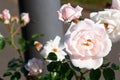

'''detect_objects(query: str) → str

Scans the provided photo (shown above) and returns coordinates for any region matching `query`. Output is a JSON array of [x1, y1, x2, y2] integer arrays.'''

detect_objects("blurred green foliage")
[[61, 0, 112, 9]]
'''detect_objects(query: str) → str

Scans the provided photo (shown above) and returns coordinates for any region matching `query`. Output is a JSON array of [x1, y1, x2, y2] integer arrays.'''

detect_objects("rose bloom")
[[90, 9, 120, 42], [25, 58, 44, 76], [40, 36, 67, 61], [2, 9, 11, 24], [21, 13, 30, 25], [111, 0, 120, 10], [64, 19, 112, 69], [57, 3, 83, 22]]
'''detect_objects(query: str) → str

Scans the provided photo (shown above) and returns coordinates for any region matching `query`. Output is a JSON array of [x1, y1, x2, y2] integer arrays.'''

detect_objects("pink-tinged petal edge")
[[71, 58, 103, 69]]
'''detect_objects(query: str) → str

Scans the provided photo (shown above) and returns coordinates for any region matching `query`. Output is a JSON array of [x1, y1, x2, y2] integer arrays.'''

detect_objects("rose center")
[[83, 39, 92, 46], [81, 39, 93, 49], [104, 23, 109, 29], [52, 48, 58, 53]]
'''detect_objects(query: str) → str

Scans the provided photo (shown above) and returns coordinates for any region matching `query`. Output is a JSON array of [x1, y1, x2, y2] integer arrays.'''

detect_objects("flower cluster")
[[24, 0, 120, 80], [0, 9, 30, 80], [0, 9, 29, 25], [1, 0, 120, 80]]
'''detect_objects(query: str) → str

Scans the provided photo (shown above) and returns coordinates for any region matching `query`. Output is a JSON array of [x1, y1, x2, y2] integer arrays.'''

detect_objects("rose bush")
[[1, 0, 120, 80]]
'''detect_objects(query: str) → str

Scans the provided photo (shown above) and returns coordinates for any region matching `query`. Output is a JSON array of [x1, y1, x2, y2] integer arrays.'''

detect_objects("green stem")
[[74, 71, 80, 80], [79, 70, 90, 80], [80, 71, 84, 80], [9, 22, 23, 60], [11, 34, 23, 59], [12, 25, 22, 37]]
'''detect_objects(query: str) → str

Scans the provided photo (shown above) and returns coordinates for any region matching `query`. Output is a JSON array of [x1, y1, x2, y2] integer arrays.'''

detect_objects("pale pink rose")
[[2, 9, 11, 24], [57, 3, 83, 22], [21, 13, 30, 25], [64, 19, 112, 69], [25, 58, 44, 76], [111, 0, 120, 10]]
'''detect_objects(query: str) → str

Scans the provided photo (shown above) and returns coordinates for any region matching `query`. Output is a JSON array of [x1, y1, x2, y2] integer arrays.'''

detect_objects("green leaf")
[[14, 72, 21, 79], [18, 38, 26, 45], [18, 38, 27, 52], [103, 68, 115, 80], [101, 62, 111, 68], [60, 62, 74, 80], [111, 63, 120, 70], [10, 75, 18, 80], [5, 38, 11, 45], [89, 69, 101, 80], [38, 74, 52, 80], [47, 52, 57, 60], [0, 39, 5, 50], [47, 61, 61, 72], [32, 34, 44, 39], [3, 71, 12, 77], [85, 77, 90, 80], [8, 58, 23, 71], [20, 66, 28, 74], [64, 69, 74, 80], [0, 78, 3, 80], [10, 71, 21, 80]]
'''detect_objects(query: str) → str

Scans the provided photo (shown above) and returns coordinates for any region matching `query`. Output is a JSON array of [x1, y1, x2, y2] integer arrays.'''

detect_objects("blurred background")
[[0, 0, 120, 80]]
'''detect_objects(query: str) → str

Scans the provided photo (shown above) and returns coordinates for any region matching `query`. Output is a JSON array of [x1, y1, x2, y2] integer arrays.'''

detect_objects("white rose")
[[90, 9, 120, 42]]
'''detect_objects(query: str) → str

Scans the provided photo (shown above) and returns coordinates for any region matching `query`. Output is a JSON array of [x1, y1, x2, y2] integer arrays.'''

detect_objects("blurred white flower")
[[11, 16, 19, 23], [21, 13, 30, 25], [90, 9, 120, 42], [2, 9, 11, 24], [40, 36, 67, 61], [25, 58, 44, 76]]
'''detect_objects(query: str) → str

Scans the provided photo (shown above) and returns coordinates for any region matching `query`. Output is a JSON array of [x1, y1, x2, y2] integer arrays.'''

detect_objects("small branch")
[[83, 70, 90, 75], [6, 24, 10, 32], [11, 35, 23, 59], [8, 23, 23, 60], [79, 69, 90, 80], [74, 71, 79, 80], [12, 25, 22, 37]]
